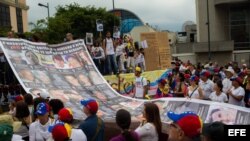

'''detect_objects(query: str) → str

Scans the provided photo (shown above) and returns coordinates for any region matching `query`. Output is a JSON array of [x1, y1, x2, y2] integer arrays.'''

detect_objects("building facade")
[[0, 0, 29, 33], [109, 8, 144, 35], [195, 0, 250, 65]]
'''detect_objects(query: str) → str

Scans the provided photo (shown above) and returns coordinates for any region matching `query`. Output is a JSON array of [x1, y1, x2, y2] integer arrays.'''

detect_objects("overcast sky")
[[27, 0, 196, 32]]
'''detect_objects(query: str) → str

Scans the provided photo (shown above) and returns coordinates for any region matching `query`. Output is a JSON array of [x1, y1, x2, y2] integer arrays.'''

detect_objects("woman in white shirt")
[[209, 80, 228, 103], [135, 103, 162, 141], [29, 102, 53, 141], [228, 77, 245, 106], [187, 75, 203, 99], [14, 101, 32, 140]]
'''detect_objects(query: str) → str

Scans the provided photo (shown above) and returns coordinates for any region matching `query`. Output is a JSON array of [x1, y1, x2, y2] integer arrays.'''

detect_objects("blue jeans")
[[106, 54, 118, 75]]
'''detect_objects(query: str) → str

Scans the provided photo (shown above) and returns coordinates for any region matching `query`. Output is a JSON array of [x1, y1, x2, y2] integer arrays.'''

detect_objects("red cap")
[[200, 71, 210, 77], [184, 74, 191, 79], [58, 108, 73, 123], [15, 95, 24, 102], [50, 123, 71, 141], [168, 111, 202, 138], [80, 99, 98, 114]]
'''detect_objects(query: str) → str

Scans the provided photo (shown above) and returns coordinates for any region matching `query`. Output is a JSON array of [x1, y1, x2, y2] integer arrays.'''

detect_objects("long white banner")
[[0, 38, 249, 125]]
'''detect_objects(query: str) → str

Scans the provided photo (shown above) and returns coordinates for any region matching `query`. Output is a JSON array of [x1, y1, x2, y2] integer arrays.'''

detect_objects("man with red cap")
[[167, 111, 202, 141], [199, 71, 214, 99], [228, 77, 245, 106], [78, 99, 104, 141]]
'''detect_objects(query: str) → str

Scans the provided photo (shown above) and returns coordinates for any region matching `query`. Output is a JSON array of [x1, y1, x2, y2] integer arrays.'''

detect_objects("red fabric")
[[86, 101, 98, 114], [58, 108, 73, 123], [177, 115, 202, 138], [52, 124, 69, 141]]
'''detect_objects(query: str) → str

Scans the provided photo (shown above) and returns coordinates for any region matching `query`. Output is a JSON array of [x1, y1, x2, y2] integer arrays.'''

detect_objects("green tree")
[[32, 3, 120, 44]]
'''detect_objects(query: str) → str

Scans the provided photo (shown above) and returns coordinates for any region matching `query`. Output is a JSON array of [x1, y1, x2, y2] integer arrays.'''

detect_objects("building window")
[[16, 7, 23, 33], [230, 5, 250, 50], [0, 3, 11, 27]]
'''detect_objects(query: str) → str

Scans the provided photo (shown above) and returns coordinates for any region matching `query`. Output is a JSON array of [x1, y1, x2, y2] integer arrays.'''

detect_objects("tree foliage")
[[31, 3, 120, 44]]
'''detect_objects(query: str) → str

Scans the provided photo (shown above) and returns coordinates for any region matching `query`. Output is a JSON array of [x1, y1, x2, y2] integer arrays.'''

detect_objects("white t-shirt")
[[135, 76, 147, 98], [91, 47, 105, 59], [187, 86, 200, 99], [222, 78, 232, 93], [12, 134, 24, 141], [115, 44, 125, 56], [229, 86, 245, 106], [199, 79, 214, 99], [135, 123, 158, 141], [105, 38, 115, 55], [70, 129, 87, 141], [29, 118, 53, 141], [209, 92, 228, 103]]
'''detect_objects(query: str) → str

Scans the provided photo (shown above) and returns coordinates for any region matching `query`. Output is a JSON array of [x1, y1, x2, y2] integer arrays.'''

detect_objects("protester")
[[23, 94, 33, 114], [14, 101, 32, 140], [244, 72, 250, 107], [32, 97, 46, 121], [48, 99, 64, 121], [124, 35, 135, 72], [228, 77, 245, 106], [134, 67, 147, 99], [155, 79, 169, 98], [92, 41, 105, 74], [9, 95, 24, 117], [209, 80, 228, 103], [173, 73, 187, 97], [110, 109, 139, 141], [48, 122, 72, 141], [79, 99, 104, 141], [187, 75, 203, 99], [29, 102, 53, 141], [0, 115, 23, 141], [103, 31, 118, 75], [199, 71, 214, 99], [134, 49, 146, 72], [66, 33, 74, 41], [135, 103, 162, 141], [115, 39, 125, 72], [51, 108, 87, 141], [167, 111, 202, 141], [8, 31, 15, 38], [222, 68, 234, 94], [201, 122, 225, 141]]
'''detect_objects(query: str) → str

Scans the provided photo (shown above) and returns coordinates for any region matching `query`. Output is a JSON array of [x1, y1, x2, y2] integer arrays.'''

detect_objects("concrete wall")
[[196, 52, 232, 65], [172, 53, 197, 65], [196, 0, 230, 42], [176, 43, 194, 54], [233, 51, 250, 67], [193, 40, 234, 52], [214, 0, 249, 5]]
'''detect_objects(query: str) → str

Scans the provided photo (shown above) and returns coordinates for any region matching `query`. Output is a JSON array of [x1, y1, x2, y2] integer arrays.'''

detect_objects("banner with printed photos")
[[0, 38, 249, 125]]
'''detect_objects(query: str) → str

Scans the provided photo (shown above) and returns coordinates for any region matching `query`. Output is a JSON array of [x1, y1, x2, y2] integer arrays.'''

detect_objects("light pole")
[[112, 0, 115, 26], [206, 0, 211, 61], [38, 3, 50, 19]]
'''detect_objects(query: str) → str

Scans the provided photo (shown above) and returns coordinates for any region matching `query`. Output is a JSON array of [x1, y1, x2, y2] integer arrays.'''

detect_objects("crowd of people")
[[0, 31, 249, 141], [87, 31, 146, 75], [139, 59, 250, 108], [0, 93, 226, 141]]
